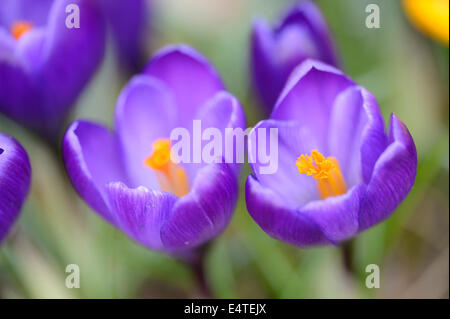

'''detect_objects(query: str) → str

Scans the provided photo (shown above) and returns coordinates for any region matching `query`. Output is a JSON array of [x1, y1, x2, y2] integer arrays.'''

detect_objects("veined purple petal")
[[271, 59, 354, 150], [161, 162, 238, 252], [0, 133, 31, 242], [358, 114, 417, 231], [115, 74, 177, 190], [106, 182, 177, 251], [245, 175, 329, 247], [358, 89, 389, 183], [62, 120, 128, 225], [300, 184, 365, 243], [327, 86, 387, 186], [143, 45, 225, 129]]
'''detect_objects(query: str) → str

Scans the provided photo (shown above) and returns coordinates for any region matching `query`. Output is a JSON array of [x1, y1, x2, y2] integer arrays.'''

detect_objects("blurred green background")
[[0, 0, 448, 298]]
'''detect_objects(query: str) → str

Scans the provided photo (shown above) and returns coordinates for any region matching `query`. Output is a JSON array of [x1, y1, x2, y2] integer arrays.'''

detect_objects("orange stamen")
[[10, 21, 33, 40], [296, 150, 347, 199], [144, 139, 189, 197]]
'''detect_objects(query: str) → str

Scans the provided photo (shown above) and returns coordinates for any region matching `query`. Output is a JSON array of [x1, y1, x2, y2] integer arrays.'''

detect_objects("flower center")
[[10, 21, 34, 40], [296, 150, 347, 199], [144, 138, 189, 197]]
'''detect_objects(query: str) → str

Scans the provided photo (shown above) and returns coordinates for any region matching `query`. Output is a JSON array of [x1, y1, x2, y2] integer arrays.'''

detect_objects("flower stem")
[[0, 247, 31, 298], [341, 239, 355, 275], [186, 244, 213, 298]]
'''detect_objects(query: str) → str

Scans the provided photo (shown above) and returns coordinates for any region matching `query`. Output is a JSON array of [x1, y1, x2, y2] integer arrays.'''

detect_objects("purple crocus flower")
[[0, 133, 31, 243], [62, 45, 245, 253], [0, 0, 105, 138], [99, 0, 149, 72], [251, 0, 339, 114], [245, 60, 417, 247]]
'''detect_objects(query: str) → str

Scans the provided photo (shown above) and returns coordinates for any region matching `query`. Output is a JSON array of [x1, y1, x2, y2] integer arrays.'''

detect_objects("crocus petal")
[[327, 86, 387, 186], [99, 0, 148, 71], [251, 18, 279, 114], [279, 0, 339, 66], [195, 91, 246, 139], [0, 28, 14, 54], [358, 114, 417, 231], [245, 175, 330, 247], [143, 45, 224, 129], [183, 91, 246, 180], [0, 29, 39, 127], [106, 182, 177, 250], [14, 28, 45, 72], [0, 0, 53, 27], [271, 59, 354, 149], [358, 89, 389, 183], [250, 1, 339, 113], [1, 0, 106, 137], [0, 133, 31, 242], [248, 119, 320, 207], [299, 184, 365, 243], [161, 162, 238, 252], [115, 74, 177, 190], [0, 53, 38, 128], [62, 120, 128, 225], [37, 0, 105, 135], [252, 19, 324, 114]]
